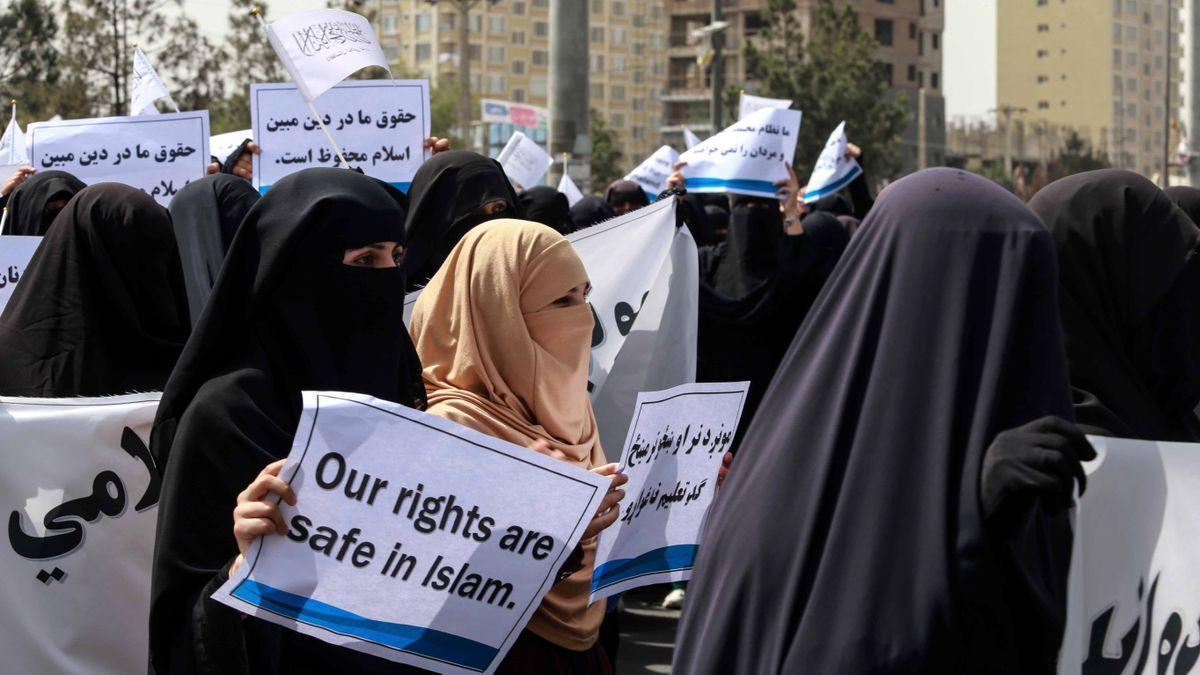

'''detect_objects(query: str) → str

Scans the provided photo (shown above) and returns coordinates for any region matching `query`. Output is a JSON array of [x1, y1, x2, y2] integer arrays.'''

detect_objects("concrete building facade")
[[997, 0, 1182, 178]]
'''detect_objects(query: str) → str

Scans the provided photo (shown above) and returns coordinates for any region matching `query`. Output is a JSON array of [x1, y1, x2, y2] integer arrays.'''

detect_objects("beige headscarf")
[[410, 218, 607, 651]]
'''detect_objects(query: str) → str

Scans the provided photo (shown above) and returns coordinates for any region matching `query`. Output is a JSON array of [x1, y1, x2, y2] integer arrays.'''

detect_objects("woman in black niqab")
[[603, 179, 650, 214], [1165, 184, 1200, 226], [568, 195, 615, 231], [517, 185, 574, 234], [0, 183, 189, 397], [168, 174, 260, 326], [148, 168, 426, 674], [676, 169, 1087, 673], [2, 169, 87, 236], [402, 150, 522, 290], [1031, 170, 1200, 441]]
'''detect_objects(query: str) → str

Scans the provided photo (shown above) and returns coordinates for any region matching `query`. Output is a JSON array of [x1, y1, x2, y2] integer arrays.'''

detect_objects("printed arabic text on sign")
[[213, 391, 610, 675], [0, 235, 38, 316]]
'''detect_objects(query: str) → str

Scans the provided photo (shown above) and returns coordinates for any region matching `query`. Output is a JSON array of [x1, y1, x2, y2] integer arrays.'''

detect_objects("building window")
[[1037, 24, 1049, 32], [918, 31, 924, 55], [592, 0, 604, 14], [931, 72, 939, 89], [488, 46, 505, 61], [383, 45, 398, 62], [1038, 74, 1049, 83], [932, 33, 939, 50], [590, 83, 604, 99], [613, 27, 628, 45], [488, 75, 505, 93], [917, 70, 924, 87], [531, 78, 547, 97], [1038, 101, 1050, 109], [1113, 49, 1121, 68], [612, 1, 625, 15], [469, 14, 481, 32], [612, 55, 626, 71], [882, 63, 893, 86], [415, 43, 431, 61], [591, 27, 604, 43], [512, 1, 525, 14], [590, 54, 604, 70], [632, 126, 645, 140], [512, 60, 525, 75], [1037, 49, 1049, 58], [381, 14, 398, 35], [533, 0, 548, 7], [416, 13, 432, 32], [907, 64, 916, 81], [534, 21, 549, 37], [511, 31, 525, 44], [909, 22, 917, 39], [512, 89, 525, 102], [612, 113, 625, 128], [612, 85, 626, 100], [1037, 0, 1048, 6], [875, 19, 893, 46], [532, 50, 548, 66], [469, 44, 481, 61], [488, 16, 505, 34]]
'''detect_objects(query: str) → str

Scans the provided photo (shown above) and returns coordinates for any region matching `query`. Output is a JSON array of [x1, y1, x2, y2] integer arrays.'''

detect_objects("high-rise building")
[[997, 0, 1182, 178], [662, 0, 946, 176], [370, 0, 668, 170]]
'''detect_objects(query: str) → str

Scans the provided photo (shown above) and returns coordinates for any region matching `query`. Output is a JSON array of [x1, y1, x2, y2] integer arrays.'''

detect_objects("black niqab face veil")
[[168, 173, 260, 326], [3, 169, 87, 236], [0, 183, 189, 397], [676, 168, 1076, 674], [149, 168, 425, 674], [1031, 169, 1200, 441], [402, 150, 522, 289]]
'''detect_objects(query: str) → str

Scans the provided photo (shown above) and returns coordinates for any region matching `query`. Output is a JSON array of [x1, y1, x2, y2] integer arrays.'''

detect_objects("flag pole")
[[0, 208, 8, 236], [132, 42, 182, 114], [252, 7, 352, 169], [8, 99, 15, 164]]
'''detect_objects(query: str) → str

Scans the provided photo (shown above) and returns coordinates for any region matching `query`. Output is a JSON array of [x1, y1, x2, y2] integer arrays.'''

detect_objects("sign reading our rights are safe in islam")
[[251, 80, 430, 194], [27, 111, 210, 206], [214, 391, 609, 674]]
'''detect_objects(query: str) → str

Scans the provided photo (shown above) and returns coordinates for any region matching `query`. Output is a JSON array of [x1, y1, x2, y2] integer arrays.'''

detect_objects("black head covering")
[[402, 150, 522, 289], [604, 179, 650, 209], [3, 169, 87, 236], [168, 174, 260, 326], [677, 168, 1076, 673], [811, 190, 853, 217], [149, 168, 425, 673], [517, 185, 573, 234], [1031, 169, 1200, 441], [568, 195, 615, 230], [1165, 184, 1200, 226], [0, 183, 189, 397]]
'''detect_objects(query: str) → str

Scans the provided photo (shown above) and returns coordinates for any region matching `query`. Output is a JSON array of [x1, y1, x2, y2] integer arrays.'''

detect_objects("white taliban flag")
[[558, 171, 584, 206], [129, 47, 174, 116], [738, 92, 792, 120], [0, 112, 28, 165], [265, 8, 391, 102], [683, 127, 702, 150], [802, 121, 862, 203]]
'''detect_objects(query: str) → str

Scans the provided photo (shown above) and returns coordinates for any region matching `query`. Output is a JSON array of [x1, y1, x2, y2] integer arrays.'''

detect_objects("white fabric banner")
[[266, 8, 391, 102], [496, 130, 552, 190], [403, 199, 698, 459], [679, 107, 802, 198], [0, 115, 28, 165], [802, 121, 862, 203], [624, 145, 679, 201], [683, 127, 702, 150], [590, 381, 749, 602], [129, 47, 173, 117], [0, 394, 162, 675], [1059, 436, 1200, 674], [558, 171, 584, 207], [27, 111, 211, 206], [210, 128, 251, 162], [0, 235, 39, 313], [250, 81, 430, 193], [738, 92, 792, 120], [213, 391, 609, 674]]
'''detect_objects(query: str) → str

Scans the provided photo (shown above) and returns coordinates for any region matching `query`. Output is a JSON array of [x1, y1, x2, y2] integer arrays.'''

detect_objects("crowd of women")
[[0, 133, 1195, 673]]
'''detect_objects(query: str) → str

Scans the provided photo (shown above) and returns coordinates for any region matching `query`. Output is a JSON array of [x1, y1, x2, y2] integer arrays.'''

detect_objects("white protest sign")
[[0, 394, 161, 675], [803, 121, 862, 203], [130, 47, 174, 116], [0, 115, 28, 165], [1059, 436, 1200, 674], [403, 198, 697, 459], [266, 8, 391, 102], [683, 127, 702, 150], [558, 172, 584, 207], [27, 111, 210, 206], [738, 92, 792, 120], [624, 145, 679, 201], [496, 130, 552, 190], [213, 391, 609, 674], [589, 382, 747, 602], [679, 107, 802, 198], [210, 128, 251, 162], [251, 80, 430, 193], [0, 235, 39, 314]]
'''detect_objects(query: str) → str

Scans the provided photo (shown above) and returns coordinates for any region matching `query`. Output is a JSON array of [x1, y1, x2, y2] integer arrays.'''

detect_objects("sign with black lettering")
[[213, 391, 609, 674]]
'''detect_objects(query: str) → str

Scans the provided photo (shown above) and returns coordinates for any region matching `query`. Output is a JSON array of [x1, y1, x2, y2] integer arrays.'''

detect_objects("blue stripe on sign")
[[683, 177, 780, 196], [231, 579, 498, 671], [644, 188, 659, 203], [258, 181, 412, 196], [802, 166, 863, 202], [590, 544, 699, 592]]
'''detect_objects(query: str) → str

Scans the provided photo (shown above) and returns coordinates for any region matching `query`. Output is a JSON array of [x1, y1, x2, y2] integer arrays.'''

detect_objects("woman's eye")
[[355, 255, 372, 266]]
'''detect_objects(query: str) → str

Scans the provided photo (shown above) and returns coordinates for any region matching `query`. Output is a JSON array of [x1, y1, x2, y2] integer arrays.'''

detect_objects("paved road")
[[614, 586, 680, 674]]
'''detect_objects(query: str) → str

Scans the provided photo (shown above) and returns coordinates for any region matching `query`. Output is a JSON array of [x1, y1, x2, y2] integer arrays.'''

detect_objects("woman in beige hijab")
[[410, 218, 627, 673]]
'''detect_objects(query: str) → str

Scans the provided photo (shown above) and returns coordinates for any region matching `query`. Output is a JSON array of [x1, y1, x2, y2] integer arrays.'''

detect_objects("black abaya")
[[2, 169, 87, 236], [402, 150, 522, 290], [168, 174, 260, 326], [676, 168, 1076, 674], [1031, 169, 1200, 441], [149, 168, 426, 674], [517, 185, 574, 234], [568, 195, 615, 231], [0, 183, 189, 396]]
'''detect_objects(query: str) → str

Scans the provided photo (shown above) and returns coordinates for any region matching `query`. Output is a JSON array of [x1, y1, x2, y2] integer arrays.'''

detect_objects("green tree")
[[744, 0, 908, 179], [429, 75, 477, 149], [1048, 131, 1110, 180], [154, 17, 228, 116], [0, 0, 82, 121], [590, 109, 624, 190], [208, 0, 288, 133]]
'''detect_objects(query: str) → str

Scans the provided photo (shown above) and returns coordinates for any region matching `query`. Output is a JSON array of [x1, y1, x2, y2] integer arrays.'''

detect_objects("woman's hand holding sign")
[[528, 439, 628, 540], [230, 458, 297, 575]]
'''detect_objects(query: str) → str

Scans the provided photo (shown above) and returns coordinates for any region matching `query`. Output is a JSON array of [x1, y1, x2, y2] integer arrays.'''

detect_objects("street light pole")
[[710, 0, 724, 132], [426, 0, 498, 146], [1165, 0, 1174, 187]]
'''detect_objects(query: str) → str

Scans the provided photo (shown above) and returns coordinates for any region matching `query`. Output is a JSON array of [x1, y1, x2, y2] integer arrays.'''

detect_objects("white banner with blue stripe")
[[624, 145, 679, 200], [213, 392, 609, 674], [802, 121, 862, 203], [678, 107, 802, 198], [589, 381, 748, 603]]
